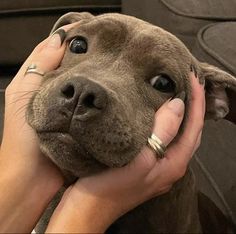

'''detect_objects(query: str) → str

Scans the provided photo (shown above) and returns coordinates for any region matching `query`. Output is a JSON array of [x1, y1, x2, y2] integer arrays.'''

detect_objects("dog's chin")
[[36, 131, 135, 178]]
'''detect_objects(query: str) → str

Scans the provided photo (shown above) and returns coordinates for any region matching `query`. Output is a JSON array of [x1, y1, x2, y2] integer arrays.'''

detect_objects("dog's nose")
[[60, 78, 108, 120]]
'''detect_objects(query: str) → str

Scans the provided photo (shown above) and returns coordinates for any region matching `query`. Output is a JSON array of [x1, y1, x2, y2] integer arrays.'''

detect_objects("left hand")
[[1, 33, 65, 183], [0, 23, 77, 233]]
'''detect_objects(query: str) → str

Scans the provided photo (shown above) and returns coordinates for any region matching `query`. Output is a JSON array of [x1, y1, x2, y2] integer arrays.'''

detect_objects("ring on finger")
[[25, 64, 45, 76], [147, 133, 166, 159]]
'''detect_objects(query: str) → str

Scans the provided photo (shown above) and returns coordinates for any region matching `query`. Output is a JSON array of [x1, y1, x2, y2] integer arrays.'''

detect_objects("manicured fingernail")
[[190, 64, 198, 78], [47, 29, 66, 48], [199, 78, 205, 86], [168, 97, 185, 116], [52, 29, 66, 44], [174, 91, 186, 102]]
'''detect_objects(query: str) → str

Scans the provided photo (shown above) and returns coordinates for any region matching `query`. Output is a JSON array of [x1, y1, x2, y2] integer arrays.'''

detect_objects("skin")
[[0, 24, 205, 233]]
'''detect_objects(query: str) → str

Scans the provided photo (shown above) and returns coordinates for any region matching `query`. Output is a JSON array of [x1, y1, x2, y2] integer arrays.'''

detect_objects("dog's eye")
[[69, 37, 87, 54], [150, 74, 175, 93]]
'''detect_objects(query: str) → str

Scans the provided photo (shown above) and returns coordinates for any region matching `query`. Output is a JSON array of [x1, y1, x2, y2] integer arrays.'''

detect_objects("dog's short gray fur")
[[27, 13, 236, 233]]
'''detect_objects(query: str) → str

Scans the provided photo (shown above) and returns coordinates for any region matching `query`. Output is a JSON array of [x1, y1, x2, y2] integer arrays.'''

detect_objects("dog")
[[27, 13, 236, 233]]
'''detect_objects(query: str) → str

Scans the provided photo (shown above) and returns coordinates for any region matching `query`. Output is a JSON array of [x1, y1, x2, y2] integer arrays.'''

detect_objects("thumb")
[[152, 92, 185, 146], [131, 93, 185, 172]]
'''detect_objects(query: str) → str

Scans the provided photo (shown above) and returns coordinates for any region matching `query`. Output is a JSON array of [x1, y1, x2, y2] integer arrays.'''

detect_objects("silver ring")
[[147, 133, 166, 159], [25, 64, 45, 76]]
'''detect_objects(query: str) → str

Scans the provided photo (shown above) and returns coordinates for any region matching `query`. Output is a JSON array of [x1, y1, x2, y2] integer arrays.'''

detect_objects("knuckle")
[[162, 185, 172, 193], [174, 165, 187, 179], [164, 185, 172, 193], [153, 185, 173, 197], [159, 122, 178, 144], [162, 129, 176, 142]]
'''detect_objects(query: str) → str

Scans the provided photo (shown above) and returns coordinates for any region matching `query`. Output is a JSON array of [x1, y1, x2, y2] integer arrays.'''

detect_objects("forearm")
[[0, 155, 63, 233]]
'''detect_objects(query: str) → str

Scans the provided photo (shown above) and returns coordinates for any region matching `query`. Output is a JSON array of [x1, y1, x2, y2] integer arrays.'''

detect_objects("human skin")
[[0, 24, 205, 233], [0, 24, 76, 232]]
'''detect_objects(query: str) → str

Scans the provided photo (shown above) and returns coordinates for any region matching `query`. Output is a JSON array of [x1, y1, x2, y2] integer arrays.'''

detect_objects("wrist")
[[0, 152, 63, 232], [46, 183, 119, 233], [0, 149, 63, 192]]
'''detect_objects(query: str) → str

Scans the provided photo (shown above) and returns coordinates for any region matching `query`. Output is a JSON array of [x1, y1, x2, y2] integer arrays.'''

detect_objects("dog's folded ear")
[[200, 63, 236, 124], [50, 12, 94, 34]]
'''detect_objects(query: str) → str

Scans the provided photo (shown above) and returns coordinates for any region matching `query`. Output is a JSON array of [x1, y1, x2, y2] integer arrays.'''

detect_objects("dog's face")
[[27, 13, 236, 177]]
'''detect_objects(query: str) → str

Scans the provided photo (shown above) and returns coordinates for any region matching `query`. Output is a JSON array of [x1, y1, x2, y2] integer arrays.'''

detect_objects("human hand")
[[46, 71, 205, 233], [0, 25, 79, 184], [0, 23, 77, 233]]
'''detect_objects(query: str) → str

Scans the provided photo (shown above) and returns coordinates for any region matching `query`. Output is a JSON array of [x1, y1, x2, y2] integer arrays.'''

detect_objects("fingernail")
[[168, 98, 185, 116], [174, 91, 186, 102], [199, 78, 205, 86], [53, 29, 66, 44], [47, 29, 66, 48], [190, 64, 198, 78]]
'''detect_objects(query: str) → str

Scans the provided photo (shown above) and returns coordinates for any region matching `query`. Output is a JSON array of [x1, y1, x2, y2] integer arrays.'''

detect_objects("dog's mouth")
[[36, 122, 135, 177]]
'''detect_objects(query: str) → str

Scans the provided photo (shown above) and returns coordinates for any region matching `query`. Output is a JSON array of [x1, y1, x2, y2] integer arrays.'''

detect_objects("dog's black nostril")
[[61, 84, 75, 99], [82, 94, 96, 108]]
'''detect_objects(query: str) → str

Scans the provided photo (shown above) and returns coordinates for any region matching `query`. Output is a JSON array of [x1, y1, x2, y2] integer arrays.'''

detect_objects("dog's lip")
[[37, 131, 74, 142], [37, 130, 108, 166], [37, 130, 68, 134], [36, 130, 132, 168]]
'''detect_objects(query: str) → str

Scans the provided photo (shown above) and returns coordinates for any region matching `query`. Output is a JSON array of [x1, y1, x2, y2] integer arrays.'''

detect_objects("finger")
[[5, 33, 65, 104], [17, 33, 65, 80], [152, 95, 185, 146], [6, 23, 78, 101], [14, 22, 79, 80], [25, 22, 80, 73], [131, 96, 185, 172], [5, 23, 78, 115], [193, 131, 202, 153], [166, 72, 205, 172]]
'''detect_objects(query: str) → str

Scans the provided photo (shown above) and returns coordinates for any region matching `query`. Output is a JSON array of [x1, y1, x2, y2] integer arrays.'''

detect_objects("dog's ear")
[[50, 12, 94, 34], [199, 63, 236, 123]]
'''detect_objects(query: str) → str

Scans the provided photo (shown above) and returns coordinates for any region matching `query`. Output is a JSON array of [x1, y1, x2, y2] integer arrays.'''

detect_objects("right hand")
[[46, 71, 205, 233]]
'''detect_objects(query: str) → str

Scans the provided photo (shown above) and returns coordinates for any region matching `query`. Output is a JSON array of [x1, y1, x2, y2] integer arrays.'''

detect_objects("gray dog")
[[27, 13, 236, 233]]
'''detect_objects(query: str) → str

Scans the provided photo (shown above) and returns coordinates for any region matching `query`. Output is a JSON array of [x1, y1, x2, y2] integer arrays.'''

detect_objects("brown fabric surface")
[[193, 22, 236, 75], [122, 0, 236, 50], [0, 0, 120, 12], [161, 0, 236, 19], [191, 120, 236, 225]]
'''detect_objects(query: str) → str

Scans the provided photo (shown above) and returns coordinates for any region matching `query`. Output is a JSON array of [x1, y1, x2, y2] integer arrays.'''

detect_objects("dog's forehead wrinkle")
[[67, 15, 129, 38]]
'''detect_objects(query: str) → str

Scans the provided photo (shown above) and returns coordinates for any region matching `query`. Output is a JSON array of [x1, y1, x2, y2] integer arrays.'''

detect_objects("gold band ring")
[[147, 133, 166, 159]]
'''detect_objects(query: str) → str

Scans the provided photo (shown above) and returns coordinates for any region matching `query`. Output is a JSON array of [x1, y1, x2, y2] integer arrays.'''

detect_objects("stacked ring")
[[147, 133, 166, 159]]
